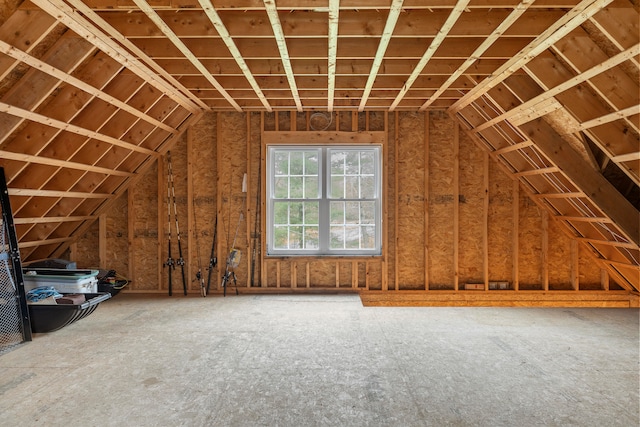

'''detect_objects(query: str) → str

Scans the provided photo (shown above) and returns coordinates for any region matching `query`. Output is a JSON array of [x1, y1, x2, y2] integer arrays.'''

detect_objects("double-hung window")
[[267, 145, 382, 256]]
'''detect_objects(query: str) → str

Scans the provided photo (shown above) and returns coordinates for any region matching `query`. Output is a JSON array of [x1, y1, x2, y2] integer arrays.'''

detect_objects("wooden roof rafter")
[[419, 0, 535, 111], [389, 0, 471, 111], [0, 101, 157, 157], [198, 0, 271, 112], [472, 44, 639, 133], [33, 0, 203, 114], [0, 39, 178, 136], [449, 0, 615, 114], [357, 0, 404, 112], [131, 0, 241, 112], [263, 0, 303, 112], [327, 0, 340, 112]]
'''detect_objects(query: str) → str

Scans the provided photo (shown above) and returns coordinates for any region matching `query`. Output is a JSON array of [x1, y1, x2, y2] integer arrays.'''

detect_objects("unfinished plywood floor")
[[1, 294, 638, 426]]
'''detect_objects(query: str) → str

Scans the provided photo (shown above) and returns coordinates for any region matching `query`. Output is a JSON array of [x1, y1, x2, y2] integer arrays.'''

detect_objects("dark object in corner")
[[28, 292, 111, 333], [24, 258, 77, 270]]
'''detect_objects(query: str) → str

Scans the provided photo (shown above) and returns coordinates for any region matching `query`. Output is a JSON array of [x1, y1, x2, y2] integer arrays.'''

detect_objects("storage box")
[[28, 292, 111, 333], [23, 269, 99, 293], [464, 283, 485, 290]]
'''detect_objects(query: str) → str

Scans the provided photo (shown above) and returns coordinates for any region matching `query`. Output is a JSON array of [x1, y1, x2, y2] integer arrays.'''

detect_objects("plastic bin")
[[23, 269, 99, 293], [28, 292, 111, 333]]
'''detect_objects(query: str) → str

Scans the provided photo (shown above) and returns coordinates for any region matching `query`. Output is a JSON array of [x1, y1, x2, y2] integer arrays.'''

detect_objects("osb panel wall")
[[73, 111, 609, 293]]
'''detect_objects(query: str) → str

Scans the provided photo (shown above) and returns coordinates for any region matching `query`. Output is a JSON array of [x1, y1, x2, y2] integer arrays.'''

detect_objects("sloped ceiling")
[[0, 0, 638, 290]]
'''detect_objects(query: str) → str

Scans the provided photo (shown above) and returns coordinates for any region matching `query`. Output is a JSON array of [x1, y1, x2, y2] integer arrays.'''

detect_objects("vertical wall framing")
[[75, 111, 620, 294]]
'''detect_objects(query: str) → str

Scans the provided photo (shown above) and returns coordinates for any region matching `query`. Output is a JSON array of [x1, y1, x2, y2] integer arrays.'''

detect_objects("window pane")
[[360, 201, 375, 224], [305, 152, 318, 174], [345, 176, 359, 198], [290, 152, 304, 175], [290, 177, 303, 198], [361, 226, 376, 249], [274, 177, 288, 198], [274, 202, 289, 224], [330, 201, 345, 224], [330, 176, 344, 198], [360, 176, 375, 199], [274, 226, 288, 249], [331, 152, 344, 174], [305, 226, 319, 249], [345, 151, 359, 174], [289, 202, 303, 224], [304, 202, 319, 224], [360, 151, 374, 174], [274, 152, 289, 175], [345, 226, 360, 249], [305, 176, 318, 199], [289, 226, 303, 249], [330, 226, 344, 249], [345, 201, 359, 224]]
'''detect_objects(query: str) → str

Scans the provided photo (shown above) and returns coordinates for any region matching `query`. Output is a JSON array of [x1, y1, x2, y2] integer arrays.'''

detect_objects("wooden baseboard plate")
[[359, 290, 640, 308]]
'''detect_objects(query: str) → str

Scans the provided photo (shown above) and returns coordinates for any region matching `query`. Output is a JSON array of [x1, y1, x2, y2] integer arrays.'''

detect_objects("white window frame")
[[267, 145, 382, 256]]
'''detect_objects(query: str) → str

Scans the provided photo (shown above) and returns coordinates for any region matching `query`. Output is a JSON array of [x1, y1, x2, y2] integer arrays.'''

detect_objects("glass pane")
[[274, 202, 289, 224], [274, 226, 288, 249], [290, 152, 304, 175], [361, 226, 375, 249], [305, 152, 318, 174], [330, 176, 344, 198], [290, 176, 303, 198], [289, 202, 303, 224], [345, 225, 360, 249], [274, 152, 289, 175], [345, 176, 359, 198], [345, 151, 359, 174], [274, 177, 288, 198], [345, 201, 359, 224], [330, 201, 345, 224], [360, 176, 375, 199], [331, 152, 344, 174], [304, 176, 318, 199], [360, 151, 374, 174], [305, 226, 319, 249], [304, 202, 319, 224], [330, 226, 345, 249], [289, 226, 303, 249], [360, 201, 375, 224]]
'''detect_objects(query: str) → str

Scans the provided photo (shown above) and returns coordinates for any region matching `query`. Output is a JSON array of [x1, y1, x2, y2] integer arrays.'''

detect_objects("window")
[[267, 145, 382, 256]]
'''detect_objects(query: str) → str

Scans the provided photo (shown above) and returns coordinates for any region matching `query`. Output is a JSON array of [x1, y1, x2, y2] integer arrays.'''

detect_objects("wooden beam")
[[453, 121, 460, 291], [358, 0, 404, 112], [0, 39, 177, 135], [450, 0, 615, 113], [8, 188, 114, 199], [359, 290, 638, 308], [327, 0, 340, 112], [198, 0, 271, 112], [12, 216, 96, 225], [390, 0, 470, 111], [0, 102, 157, 157], [0, 150, 134, 177], [35, 0, 203, 113], [519, 118, 640, 246], [474, 44, 640, 133], [424, 111, 430, 290], [578, 104, 640, 131], [394, 111, 399, 291], [420, 0, 535, 111], [262, 131, 385, 145], [132, 0, 240, 112], [263, 0, 303, 112], [513, 180, 519, 291], [99, 213, 107, 269]]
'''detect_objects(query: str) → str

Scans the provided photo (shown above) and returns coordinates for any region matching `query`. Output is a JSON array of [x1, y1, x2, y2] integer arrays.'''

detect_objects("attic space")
[[0, 1, 638, 425], [0, 0, 637, 303]]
